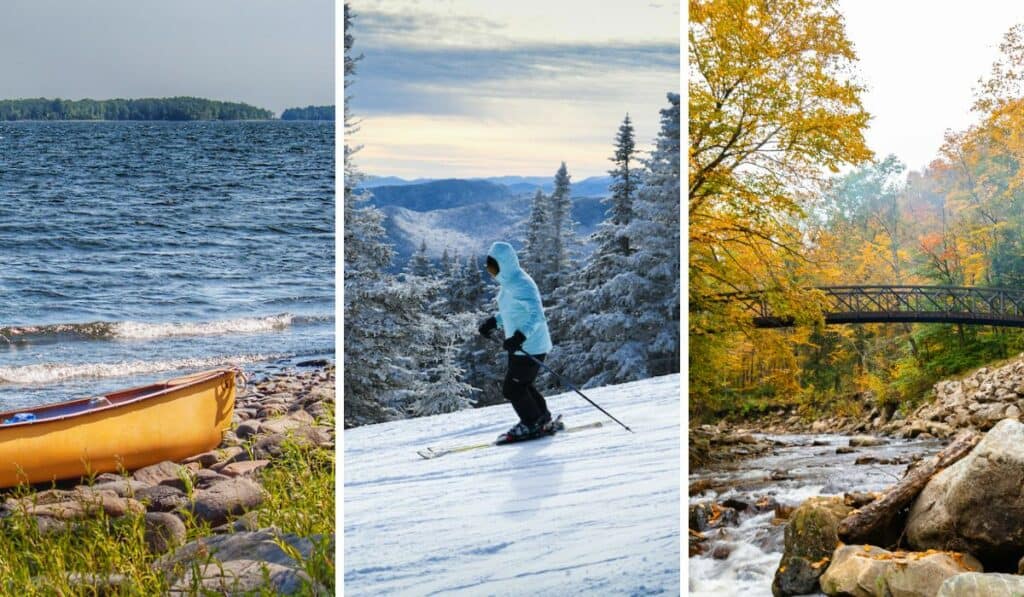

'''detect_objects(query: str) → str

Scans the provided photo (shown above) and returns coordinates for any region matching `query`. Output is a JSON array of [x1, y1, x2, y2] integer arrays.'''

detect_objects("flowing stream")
[[688, 433, 944, 596]]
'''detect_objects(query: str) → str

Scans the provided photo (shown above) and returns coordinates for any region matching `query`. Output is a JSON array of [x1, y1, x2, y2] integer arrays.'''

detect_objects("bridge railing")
[[714, 286, 1024, 328]]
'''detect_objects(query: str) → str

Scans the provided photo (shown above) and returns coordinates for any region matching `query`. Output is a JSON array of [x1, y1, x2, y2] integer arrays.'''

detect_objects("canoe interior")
[[0, 370, 231, 426]]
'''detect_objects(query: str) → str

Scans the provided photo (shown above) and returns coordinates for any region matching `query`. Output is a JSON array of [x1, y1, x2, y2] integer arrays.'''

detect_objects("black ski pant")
[[503, 352, 550, 425]]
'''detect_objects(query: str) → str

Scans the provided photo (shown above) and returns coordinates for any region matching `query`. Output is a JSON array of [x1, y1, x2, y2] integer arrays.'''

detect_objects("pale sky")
[[0, 0, 334, 115], [348, 0, 680, 180], [839, 0, 1024, 172]]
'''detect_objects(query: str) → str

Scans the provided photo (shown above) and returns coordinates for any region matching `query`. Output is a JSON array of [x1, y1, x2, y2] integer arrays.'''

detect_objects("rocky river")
[[689, 432, 943, 596]]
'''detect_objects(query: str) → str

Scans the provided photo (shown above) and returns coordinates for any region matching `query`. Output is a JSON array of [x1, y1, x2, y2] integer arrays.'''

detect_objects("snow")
[[344, 373, 681, 596]]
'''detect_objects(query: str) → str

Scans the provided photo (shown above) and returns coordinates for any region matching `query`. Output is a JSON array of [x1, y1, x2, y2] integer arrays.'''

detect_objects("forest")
[[343, 5, 680, 426], [690, 0, 1024, 423], [281, 105, 335, 120], [0, 97, 274, 121]]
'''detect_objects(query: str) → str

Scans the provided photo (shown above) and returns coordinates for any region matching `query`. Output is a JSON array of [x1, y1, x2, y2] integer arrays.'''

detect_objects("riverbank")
[[693, 352, 1024, 460], [691, 354, 1024, 596], [0, 364, 334, 594]]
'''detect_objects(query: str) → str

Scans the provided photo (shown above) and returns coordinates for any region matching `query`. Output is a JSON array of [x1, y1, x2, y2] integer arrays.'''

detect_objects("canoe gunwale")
[[0, 368, 237, 429]]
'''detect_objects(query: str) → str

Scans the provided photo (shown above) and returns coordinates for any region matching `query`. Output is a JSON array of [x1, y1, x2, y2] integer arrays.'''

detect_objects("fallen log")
[[837, 430, 980, 544]]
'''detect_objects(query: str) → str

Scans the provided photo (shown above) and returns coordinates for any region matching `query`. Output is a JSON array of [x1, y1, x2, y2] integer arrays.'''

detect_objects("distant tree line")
[[0, 97, 274, 121], [281, 105, 335, 121]]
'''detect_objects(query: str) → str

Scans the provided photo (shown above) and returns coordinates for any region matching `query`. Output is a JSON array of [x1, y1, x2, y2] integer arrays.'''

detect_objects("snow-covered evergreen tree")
[[407, 337, 478, 416], [440, 248, 452, 278], [343, 5, 440, 426], [521, 190, 551, 282], [546, 162, 577, 292], [624, 93, 680, 378], [550, 114, 642, 387], [406, 239, 434, 277], [606, 114, 637, 255]]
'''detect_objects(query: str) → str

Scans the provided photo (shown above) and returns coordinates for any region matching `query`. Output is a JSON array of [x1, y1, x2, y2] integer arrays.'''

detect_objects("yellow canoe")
[[0, 368, 236, 488]]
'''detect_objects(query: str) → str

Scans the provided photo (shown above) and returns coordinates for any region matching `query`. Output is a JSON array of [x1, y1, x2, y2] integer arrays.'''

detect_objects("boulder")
[[771, 496, 853, 596], [937, 572, 1024, 597], [25, 494, 144, 520], [253, 426, 332, 459], [906, 418, 1024, 561], [220, 460, 270, 478], [849, 436, 887, 448], [155, 529, 321, 571], [88, 479, 152, 498], [194, 469, 231, 489], [818, 544, 891, 597], [187, 477, 265, 526], [132, 461, 190, 486], [305, 400, 329, 420], [156, 530, 329, 595], [181, 450, 221, 468], [144, 512, 187, 554], [135, 485, 188, 513], [260, 411, 314, 435], [819, 545, 982, 597], [235, 420, 262, 440], [167, 559, 322, 595]]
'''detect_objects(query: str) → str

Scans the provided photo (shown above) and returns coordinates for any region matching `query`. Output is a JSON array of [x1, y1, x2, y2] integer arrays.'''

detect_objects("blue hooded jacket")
[[489, 241, 553, 355]]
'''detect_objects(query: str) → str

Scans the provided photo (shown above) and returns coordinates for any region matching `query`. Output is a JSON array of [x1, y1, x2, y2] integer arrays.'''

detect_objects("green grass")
[[0, 403, 335, 595]]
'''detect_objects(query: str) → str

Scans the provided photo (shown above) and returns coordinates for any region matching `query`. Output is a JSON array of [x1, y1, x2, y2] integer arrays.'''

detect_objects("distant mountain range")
[[362, 174, 614, 198], [358, 176, 614, 270]]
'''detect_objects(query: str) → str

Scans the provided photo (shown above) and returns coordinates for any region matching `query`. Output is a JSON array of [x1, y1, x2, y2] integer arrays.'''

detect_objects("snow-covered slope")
[[344, 374, 681, 596]]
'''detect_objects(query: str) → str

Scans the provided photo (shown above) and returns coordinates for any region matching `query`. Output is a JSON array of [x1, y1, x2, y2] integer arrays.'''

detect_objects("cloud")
[[351, 42, 679, 116], [345, 3, 679, 177]]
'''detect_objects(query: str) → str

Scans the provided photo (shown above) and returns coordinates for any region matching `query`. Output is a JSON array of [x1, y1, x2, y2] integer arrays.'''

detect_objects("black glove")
[[478, 316, 497, 338], [503, 330, 526, 353]]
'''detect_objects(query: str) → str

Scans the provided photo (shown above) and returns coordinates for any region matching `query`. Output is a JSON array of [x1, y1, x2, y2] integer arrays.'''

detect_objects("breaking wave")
[[0, 353, 285, 386], [0, 314, 323, 345]]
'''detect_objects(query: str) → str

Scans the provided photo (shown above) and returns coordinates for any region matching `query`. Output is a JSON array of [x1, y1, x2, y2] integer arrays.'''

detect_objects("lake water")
[[0, 121, 334, 409]]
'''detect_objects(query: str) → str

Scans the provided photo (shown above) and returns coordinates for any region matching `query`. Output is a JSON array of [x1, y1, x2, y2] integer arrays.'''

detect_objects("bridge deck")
[[726, 286, 1024, 328]]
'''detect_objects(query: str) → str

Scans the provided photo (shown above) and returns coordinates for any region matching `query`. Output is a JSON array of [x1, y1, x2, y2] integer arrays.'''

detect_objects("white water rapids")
[[688, 433, 943, 596]]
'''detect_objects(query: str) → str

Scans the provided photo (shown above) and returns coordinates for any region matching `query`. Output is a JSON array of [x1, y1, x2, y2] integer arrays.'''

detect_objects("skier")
[[477, 241, 558, 442]]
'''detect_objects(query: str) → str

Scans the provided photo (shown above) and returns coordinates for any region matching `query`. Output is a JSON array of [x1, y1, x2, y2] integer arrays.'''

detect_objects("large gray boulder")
[[155, 530, 329, 595], [819, 545, 982, 597], [772, 497, 853, 596], [937, 572, 1024, 597], [906, 418, 1024, 560], [186, 477, 264, 526]]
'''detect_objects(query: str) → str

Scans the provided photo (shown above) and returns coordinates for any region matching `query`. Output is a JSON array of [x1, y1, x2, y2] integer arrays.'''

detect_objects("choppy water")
[[0, 121, 334, 409], [688, 434, 943, 596]]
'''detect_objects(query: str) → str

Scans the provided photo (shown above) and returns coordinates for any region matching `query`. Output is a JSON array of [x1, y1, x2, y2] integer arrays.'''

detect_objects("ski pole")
[[488, 335, 633, 433]]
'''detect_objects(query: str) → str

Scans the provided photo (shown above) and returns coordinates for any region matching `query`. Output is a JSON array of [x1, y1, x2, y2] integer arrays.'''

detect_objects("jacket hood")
[[488, 241, 520, 282]]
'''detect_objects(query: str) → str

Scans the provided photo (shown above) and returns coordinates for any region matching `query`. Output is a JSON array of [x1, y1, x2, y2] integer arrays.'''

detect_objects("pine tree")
[[342, 4, 439, 426], [606, 114, 637, 255], [546, 162, 576, 291], [522, 189, 550, 280], [440, 248, 452, 278], [550, 114, 641, 387], [407, 239, 434, 277], [407, 338, 478, 416], [625, 93, 680, 378]]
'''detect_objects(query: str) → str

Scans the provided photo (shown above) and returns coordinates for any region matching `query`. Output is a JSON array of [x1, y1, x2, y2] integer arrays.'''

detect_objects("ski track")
[[344, 374, 681, 596]]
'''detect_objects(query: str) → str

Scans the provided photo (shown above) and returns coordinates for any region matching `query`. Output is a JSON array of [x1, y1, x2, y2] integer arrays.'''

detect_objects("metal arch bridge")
[[721, 286, 1024, 328]]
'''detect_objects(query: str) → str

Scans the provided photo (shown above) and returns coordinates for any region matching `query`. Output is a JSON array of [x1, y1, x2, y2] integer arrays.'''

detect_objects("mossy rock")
[[772, 496, 853, 597]]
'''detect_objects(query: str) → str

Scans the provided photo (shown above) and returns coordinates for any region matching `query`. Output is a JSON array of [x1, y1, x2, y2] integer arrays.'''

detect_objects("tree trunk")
[[836, 430, 980, 544]]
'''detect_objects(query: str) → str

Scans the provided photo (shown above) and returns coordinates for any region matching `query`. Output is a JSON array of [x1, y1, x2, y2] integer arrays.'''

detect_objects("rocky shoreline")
[[0, 365, 335, 594]]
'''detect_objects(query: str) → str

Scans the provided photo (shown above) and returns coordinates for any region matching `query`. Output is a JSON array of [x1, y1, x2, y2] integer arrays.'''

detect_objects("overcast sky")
[[347, 0, 680, 180], [0, 0, 334, 115], [839, 0, 1024, 172]]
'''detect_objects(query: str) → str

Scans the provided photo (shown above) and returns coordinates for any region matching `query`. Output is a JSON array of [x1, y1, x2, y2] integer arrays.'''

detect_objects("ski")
[[417, 420, 604, 460]]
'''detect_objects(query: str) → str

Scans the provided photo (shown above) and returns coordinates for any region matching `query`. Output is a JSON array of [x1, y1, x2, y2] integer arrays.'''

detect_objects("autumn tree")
[[688, 0, 872, 416]]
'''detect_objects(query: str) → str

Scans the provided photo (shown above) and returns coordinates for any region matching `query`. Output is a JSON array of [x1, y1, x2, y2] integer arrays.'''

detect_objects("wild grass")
[[0, 403, 336, 595]]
